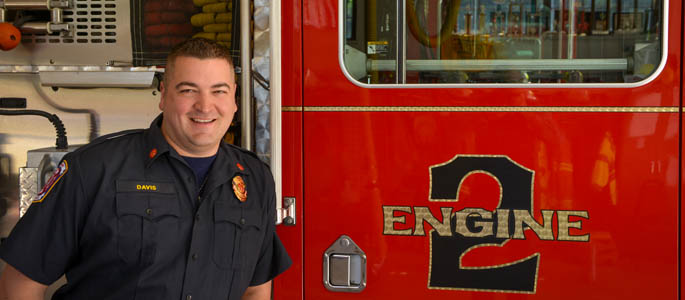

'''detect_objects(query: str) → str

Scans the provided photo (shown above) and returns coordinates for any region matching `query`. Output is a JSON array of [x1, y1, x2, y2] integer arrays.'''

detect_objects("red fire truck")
[[0, 0, 681, 299], [274, 0, 681, 299]]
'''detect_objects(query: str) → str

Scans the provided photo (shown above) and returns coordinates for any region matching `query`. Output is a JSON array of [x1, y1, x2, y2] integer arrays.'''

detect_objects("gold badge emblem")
[[232, 176, 247, 202]]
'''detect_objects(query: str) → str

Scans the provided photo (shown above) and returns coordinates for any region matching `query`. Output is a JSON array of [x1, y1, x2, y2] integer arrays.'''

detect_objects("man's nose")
[[194, 92, 213, 112]]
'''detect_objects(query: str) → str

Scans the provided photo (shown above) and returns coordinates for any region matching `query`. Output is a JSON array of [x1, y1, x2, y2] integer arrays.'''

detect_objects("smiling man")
[[0, 38, 291, 300], [160, 51, 236, 158]]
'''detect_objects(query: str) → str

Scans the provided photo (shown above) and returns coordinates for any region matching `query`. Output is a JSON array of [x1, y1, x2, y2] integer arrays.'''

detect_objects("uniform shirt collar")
[[144, 114, 250, 177], [216, 139, 249, 176], [144, 114, 173, 167], [194, 132, 250, 196]]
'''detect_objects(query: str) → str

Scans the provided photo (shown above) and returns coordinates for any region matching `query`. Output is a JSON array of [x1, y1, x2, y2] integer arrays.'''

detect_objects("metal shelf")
[[0, 65, 160, 87], [368, 58, 630, 72]]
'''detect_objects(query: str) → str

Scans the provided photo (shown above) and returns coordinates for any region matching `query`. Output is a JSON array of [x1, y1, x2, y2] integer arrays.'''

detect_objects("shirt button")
[[145, 208, 152, 215], [240, 218, 246, 225], [192, 253, 198, 260], [186, 295, 192, 300]]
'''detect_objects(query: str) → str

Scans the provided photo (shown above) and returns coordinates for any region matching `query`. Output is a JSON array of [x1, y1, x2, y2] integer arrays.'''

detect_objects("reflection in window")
[[343, 0, 663, 84], [344, 0, 398, 84]]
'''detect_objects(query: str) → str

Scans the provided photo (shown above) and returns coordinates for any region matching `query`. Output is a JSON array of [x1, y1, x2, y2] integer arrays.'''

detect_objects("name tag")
[[116, 180, 175, 194]]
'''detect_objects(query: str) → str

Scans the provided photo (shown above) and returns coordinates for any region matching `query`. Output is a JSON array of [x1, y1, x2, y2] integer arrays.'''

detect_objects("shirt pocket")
[[212, 201, 263, 270], [115, 192, 180, 266]]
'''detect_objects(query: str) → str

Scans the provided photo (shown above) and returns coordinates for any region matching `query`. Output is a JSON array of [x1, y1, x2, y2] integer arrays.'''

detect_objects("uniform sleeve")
[[0, 154, 86, 285], [249, 166, 292, 286]]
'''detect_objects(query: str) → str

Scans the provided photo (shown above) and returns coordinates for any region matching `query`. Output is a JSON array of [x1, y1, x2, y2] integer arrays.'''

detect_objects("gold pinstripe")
[[282, 106, 679, 113]]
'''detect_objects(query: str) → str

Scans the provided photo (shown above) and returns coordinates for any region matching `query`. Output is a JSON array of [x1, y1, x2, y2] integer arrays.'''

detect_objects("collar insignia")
[[149, 148, 158, 159]]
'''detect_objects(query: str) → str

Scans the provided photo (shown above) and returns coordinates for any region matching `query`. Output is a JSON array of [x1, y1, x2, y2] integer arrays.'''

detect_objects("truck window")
[[341, 0, 664, 85]]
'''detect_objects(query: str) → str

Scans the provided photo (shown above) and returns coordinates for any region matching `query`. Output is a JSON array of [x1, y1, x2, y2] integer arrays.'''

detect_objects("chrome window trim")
[[337, 0, 669, 89]]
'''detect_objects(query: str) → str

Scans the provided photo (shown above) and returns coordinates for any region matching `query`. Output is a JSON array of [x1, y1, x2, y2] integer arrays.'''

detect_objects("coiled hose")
[[0, 109, 68, 150], [406, 0, 461, 48]]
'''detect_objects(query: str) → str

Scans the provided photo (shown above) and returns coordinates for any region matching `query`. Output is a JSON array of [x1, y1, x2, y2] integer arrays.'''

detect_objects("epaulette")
[[225, 142, 270, 168], [71, 129, 145, 153], [97, 128, 145, 141]]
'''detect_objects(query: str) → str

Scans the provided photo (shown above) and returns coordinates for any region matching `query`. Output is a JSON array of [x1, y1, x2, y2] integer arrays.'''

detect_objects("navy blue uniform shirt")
[[0, 115, 291, 299]]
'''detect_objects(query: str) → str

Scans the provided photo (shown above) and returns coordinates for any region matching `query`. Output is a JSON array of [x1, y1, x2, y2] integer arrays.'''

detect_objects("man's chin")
[[189, 137, 221, 148]]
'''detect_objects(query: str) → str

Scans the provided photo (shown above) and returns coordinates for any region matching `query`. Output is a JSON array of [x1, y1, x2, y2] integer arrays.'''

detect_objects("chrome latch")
[[323, 235, 366, 293], [277, 197, 296, 226]]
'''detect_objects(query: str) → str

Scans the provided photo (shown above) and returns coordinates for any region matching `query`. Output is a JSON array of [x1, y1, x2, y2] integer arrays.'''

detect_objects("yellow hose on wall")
[[406, 0, 461, 48], [366, 1, 379, 82]]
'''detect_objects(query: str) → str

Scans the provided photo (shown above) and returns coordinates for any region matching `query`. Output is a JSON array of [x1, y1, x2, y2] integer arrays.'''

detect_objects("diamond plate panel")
[[19, 167, 38, 217]]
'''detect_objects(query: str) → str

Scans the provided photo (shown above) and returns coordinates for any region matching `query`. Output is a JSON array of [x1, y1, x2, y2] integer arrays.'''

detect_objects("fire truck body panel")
[[300, 111, 678, 299], [279, 0, 682, 298], [273, 0, 304, 299]]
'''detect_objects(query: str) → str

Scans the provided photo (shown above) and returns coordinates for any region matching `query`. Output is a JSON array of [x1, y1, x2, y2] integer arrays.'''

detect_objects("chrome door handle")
[[323, 235, 367, 293]]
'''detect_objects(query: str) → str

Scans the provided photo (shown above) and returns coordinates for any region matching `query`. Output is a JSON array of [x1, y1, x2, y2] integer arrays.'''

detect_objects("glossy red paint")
[[302, 111, 678, 299], [680, 3, 684, 296], [273, 0, 303, 299], [274, 112, 303, 300], [302, 2, 680, 108], [281, 0, 303, 107], [678, 109, 685, 299], [294, 0, 682, 299]]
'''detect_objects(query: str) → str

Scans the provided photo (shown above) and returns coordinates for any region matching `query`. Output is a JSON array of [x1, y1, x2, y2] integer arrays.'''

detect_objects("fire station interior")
[[0, 0, 274, 297], [343, 0, 662, 84], [0, 0, 669, 297]]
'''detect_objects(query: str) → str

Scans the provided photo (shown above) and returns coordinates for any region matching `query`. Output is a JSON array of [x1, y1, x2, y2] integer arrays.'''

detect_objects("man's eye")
[[180, 89, 195, 94], [213, 90, 228, 94]]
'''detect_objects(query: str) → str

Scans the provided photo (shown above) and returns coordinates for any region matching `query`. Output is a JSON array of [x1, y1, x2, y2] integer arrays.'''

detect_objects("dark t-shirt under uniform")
[[0, 116, 291, 299]]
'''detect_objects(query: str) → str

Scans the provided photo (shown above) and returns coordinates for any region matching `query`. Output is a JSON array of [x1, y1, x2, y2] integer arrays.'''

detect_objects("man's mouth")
[[191, 118, 215, 123]]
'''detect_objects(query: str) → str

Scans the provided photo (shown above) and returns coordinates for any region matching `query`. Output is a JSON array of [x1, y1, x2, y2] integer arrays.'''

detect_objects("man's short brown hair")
[[164, 38, 235, 82]]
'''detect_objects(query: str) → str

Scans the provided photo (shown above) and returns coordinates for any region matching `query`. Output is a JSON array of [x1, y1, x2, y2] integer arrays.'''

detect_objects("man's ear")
[[158, 81, 166, 111]]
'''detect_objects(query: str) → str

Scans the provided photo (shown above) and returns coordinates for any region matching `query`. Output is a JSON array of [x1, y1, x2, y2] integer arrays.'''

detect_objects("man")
[[0, 38, 291, 299]]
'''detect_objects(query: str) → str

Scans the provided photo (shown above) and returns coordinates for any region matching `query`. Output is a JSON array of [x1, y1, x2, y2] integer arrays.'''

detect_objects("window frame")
[[337, 0, 670, 89]]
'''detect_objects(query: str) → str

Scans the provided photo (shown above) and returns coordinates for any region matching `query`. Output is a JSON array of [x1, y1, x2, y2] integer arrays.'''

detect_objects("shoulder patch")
[[34, 160, 68, 203]]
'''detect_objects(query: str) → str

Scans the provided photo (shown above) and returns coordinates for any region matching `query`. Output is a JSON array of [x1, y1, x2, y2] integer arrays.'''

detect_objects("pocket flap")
[[241, 209, 262, 229], [214, 202, 262, 230], [116, 193, 180, 219]]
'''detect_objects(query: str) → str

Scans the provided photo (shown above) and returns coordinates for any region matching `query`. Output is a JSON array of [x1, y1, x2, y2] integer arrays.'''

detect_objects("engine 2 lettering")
[[383, 206, 589, 242]]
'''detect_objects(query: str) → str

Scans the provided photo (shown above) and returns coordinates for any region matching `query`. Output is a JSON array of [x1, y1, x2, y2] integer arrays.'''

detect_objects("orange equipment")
[[0, 22, 21, 51]]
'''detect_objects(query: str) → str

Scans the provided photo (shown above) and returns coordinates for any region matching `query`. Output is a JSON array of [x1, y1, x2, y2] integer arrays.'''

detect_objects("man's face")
[[159, 56, 237, 157]]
